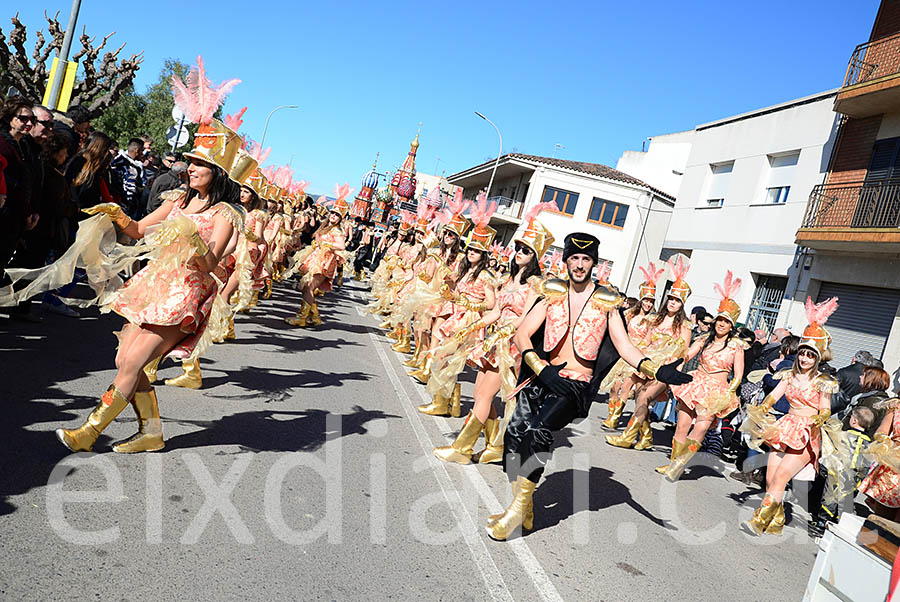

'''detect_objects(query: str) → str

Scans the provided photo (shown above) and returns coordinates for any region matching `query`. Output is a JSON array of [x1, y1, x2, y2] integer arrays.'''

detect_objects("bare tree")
[[0, 11, 143, 117]]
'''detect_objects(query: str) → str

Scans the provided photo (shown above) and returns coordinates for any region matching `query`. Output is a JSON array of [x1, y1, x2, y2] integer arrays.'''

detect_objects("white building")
[[661, 90, 841, 340], [448, 153, 674, 293], [615, 130, 694, 198]]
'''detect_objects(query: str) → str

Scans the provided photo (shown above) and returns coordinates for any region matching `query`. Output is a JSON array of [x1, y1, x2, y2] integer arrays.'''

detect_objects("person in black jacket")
[[833, 350, 874, 416]]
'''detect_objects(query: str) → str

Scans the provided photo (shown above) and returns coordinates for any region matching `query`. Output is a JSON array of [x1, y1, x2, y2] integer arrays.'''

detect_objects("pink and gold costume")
[[436, 270, 495, 341], [860, 401, 900, 508], [298, 228, 345, 292], [672, 338, 746, 417], [468, 274, 541, 369]]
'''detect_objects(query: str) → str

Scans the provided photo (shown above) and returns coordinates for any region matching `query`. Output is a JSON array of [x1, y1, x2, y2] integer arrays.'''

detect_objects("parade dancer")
[[417, 196, 498, 416], [861, 398, 900, 521], [432, 202, 552, 464], [386, 203, 434, 352], [284, 185, 351, 327], [606, 256, 692, 450], [740, 297, 840, 536], [485, 233, 692, 540], [658, 271, 746, 480], [600, 262, 660, 430], [55, 57, 243, 453]]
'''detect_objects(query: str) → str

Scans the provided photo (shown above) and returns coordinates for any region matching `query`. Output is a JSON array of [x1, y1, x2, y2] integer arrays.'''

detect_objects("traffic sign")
[[171, 105, 186, 123], [165, 124, 190, 148]]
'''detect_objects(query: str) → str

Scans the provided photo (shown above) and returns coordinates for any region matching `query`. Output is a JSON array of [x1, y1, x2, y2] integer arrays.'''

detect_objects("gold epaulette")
[[477, 269, 497, 287], [216, 202, 244, 231], [540, 278, 568, 300], [814, 374, 840, 394], [773, 369, 792, 381], [159, 188, 186, 204], [728, 338, 750, 351], [590, 283, 624, 311]]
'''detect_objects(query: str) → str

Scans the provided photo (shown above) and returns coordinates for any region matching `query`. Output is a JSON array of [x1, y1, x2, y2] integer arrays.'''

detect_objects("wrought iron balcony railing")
[[801, 180, 900, 229], [488, 195, 525, 220], [844, 32, 900, 87]]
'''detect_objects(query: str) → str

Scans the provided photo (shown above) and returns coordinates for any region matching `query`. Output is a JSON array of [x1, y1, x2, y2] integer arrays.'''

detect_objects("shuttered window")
[[866, 137, 900, 181], [816, 282, 900, 367]]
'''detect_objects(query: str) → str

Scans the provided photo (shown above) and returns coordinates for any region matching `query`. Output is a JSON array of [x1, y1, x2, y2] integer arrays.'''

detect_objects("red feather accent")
[[468, 193, 498, 228], [224, 107, 246, 132], [638, 261, 664, 285], [713, 270, 742, 301], [523, 201, 557, 225], [333, 182, 353, 202], [247, 140, 271, 164]]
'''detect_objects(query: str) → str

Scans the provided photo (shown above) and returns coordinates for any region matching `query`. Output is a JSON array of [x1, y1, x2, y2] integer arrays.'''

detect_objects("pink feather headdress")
[[468, 191, 498, 230], [292, 180, 310, 196], [489, 241, 504, 257], [224, 107, 246, 132], [522, 201, 557, 226], [274, 166, 294, 190], [446, 188, 470, 217], [804, 296, 839, 327], [171, 55, 241, 125], [668, 255, 689, 280], [597, 260, 612, 284], [334, 182, 354, 203], [247, 140, 271, 165], [261, 165, 277, 181], [713, 270, 742, 302], [638, 261, 664, 286]]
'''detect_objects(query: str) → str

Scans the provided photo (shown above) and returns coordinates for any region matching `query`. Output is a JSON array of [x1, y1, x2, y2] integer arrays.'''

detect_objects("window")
[[867, 137, 900, 181], [588, 198, 629, 228], [703, 161, 733, 208], [542, 185, 579, 215], [745, 275, 787, 333], [765, 186, 790, 204], [763, 151, 799, 204]]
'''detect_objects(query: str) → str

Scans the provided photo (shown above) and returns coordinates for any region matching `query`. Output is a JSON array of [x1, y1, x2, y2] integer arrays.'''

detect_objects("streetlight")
[[260, 104, 299, 149], [475, 111, 502, 200]]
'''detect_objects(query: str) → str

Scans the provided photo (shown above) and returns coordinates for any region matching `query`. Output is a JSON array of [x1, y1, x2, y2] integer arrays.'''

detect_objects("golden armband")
[[728, 375, 741, 393], [522, 350, 548, 376], [188, 231, 209, 257], [812, 409, 831, 428], [637, 358, 659, 380]]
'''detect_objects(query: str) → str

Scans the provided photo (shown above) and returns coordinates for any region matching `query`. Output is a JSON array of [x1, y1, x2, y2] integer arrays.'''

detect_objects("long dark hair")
[[457, 247, 488, 283], [440, 230, 461, 266], [240, 184, 262, 211], [511, 253, 541, 285], [698, 317, 735, 357], [73, 131, 116, 187], [183, 162, 232, 212], [650, 297, 688, 335]]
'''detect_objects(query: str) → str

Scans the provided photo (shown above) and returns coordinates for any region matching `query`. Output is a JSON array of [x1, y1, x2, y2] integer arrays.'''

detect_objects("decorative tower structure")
[[394, 132, 419, 216], [351, 153, 380, 220]]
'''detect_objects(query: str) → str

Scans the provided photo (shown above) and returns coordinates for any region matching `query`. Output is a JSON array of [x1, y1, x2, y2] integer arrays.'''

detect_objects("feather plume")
[[274, 166, 294, 189], [431, 209, 451, 227], [399, 209, 416, 224], [224, 107, 246, 132], [333, 182, 353, 202], [292, 180, 310, 196], [805, 296, 839, 326], [261, 165, 277, 181], [597, 260, 612, 283], [523, 201, 558, 225], [416, 200, 436, 221], [247, 140, 271, 165], [170, 55, 241, 125], [713, 270, 742, 301], [468, 193, 498, 228], [550, 250, 562, 267], [316, 194, 330, 206], [638, 261, 664, 285], [489, 242, 504, 255], [446, 188, 470, 216], [667, 255, 689, 280]]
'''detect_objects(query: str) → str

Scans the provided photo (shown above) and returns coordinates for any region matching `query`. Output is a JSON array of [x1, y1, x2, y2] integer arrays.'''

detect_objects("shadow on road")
[[164, 404, 399, 453]]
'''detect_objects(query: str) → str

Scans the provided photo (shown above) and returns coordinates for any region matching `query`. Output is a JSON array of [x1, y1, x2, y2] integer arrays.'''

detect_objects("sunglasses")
[[514, 244, 534, 255], [798, 349, 818, 359], [15, 114, 36, 124], [36, 119, 53, 128]]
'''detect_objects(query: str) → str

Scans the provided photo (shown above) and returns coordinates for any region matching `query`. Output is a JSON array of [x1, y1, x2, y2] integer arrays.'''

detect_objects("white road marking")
[[354, 289, 565, 602]]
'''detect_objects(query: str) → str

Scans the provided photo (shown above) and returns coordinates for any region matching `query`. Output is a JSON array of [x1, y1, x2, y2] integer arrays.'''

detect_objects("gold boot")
[[664, 438, 701, 481], [391, 327, 411, 353], [378, 318, 393, 330], [409, 352, 433, 384], [655, 439, 687, 474], [475, 417, 503, 464], [164, 359, 202, 389], [56, 384, 130, 452], [386, 325, 400, 341], [403, 344, 424, 368], [308, 303, 322, 326], [634, 421, 654, 450], [601, 399, 624, 430], [742, 494, 780, 536], [113, 388, 164, 453], [262, 279, 273, 299], [487, 477, 537, 541], [224, 314, 236, 340], [487, 480, 534, 530], [764, 502, 785, 536], [143, 356, 161, 384], [434, 412, 484, 464], [606, 418, 640, 448], [449, 383, 462, 418], [417, 390, 450, 416], [285, 302, 311, 327]]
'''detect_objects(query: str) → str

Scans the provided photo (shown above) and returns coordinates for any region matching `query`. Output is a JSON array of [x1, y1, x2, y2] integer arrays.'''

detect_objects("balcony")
[[488, 195, 524, 225], [796, 180, 900, 252], [835, 32, 900, 118]]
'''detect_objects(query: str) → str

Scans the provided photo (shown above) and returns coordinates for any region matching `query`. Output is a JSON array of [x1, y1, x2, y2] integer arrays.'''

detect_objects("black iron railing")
[[802, 180, 900, 229], [844, 32, 900, 87]]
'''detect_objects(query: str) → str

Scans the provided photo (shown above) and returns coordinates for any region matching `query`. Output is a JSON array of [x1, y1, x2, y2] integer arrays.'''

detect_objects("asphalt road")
[[0, 280, 818, 601]]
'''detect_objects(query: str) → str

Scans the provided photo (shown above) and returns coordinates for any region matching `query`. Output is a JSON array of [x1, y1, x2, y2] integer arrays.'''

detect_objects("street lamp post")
[[475, 111, 502, 200], [260, 104, 299, 149]]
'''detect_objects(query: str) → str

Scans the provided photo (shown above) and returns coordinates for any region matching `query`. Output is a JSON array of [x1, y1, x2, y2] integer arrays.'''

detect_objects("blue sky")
[[14, 1, 881, 195]]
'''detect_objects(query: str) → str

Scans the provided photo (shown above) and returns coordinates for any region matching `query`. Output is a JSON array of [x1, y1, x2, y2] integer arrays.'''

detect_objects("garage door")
[[816, 282, 900, 368]]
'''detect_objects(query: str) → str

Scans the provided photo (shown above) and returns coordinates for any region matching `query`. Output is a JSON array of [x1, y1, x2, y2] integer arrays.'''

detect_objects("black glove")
[[654, 359, 693, 386], [535, 362, 580, 397]]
